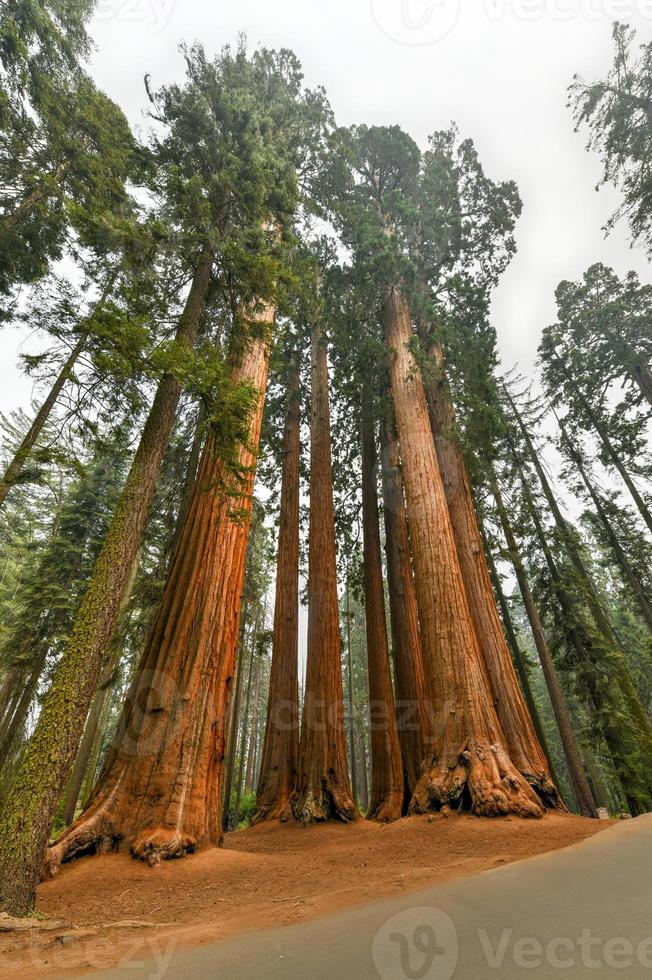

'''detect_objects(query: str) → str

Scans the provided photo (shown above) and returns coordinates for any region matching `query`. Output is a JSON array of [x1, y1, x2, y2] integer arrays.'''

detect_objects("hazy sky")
[[2, 2, 652, 416]]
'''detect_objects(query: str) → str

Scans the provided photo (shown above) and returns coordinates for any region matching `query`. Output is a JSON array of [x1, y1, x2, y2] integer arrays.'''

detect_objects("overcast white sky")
[[2, 1, 652, 415]]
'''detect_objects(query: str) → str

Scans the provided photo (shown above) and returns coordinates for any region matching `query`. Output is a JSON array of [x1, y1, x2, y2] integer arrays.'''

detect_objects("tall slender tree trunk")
[[40, 296, 273, 888], [291, 321, 357, 824], [345, 584, 359, 803], [479, 521, 558, 785], [61, 672, 113, 827], [0, 276, 116, 509], [421, 340, 558, 806], [489, 468, 597, 818], [62, 556, 140, 826], [0, 650, 47, 767], [254, 355, 300, 823], [0, 337, 86, 508], [169, 403, 207, 557], [558, 420, 652, 632], [0, 249, 214, 914], [222, 619, 249, 832], [384, 286, 544, 818], [631, 362, 652, 408], [358, 732, 369, 813], [379, 419, 427, 806], [245, 665, 262, 792], [506, 423, 652, 811], [234, 642, 257, 827], [79, 691, 113, 811], [552, 353, 652, 534], [360, 380, 403, 822], [507, 390, 652, 753]]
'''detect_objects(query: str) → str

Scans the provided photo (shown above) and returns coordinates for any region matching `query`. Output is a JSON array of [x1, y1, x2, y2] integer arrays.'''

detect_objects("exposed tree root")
[[410, 746, 545, 819], [43, 811, 120, 880], [130, 828, 198, 866]]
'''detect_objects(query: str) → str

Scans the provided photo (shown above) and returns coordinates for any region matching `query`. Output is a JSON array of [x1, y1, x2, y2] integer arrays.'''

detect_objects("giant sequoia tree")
[[0, 42, 317, 914], [331, 124, 557, 815], [292, 304, 358, 824]]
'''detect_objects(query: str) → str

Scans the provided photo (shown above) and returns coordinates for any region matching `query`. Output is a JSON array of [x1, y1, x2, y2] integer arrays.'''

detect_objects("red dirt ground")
[[0, 812, 611, 977]]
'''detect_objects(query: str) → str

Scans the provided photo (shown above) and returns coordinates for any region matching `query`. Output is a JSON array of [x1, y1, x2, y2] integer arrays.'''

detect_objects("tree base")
[[410, 747, 545, 819], [251, 799, 294, 826], [43, 808, 213, 878], [366, 794, 403, 823], [291, 784, 358, 825]]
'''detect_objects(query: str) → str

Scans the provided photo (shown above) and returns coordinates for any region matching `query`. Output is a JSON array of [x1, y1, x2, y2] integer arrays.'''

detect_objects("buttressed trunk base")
[[44, 305, 274, 874], [384, 285, 544, 820]]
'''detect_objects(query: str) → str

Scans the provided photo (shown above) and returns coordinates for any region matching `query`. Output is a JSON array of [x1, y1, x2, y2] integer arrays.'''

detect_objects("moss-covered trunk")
[[0, 250, 213, 915]]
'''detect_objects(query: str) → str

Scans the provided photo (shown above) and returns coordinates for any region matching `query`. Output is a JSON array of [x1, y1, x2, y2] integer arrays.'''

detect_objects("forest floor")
[[0, 811, 612, 977]]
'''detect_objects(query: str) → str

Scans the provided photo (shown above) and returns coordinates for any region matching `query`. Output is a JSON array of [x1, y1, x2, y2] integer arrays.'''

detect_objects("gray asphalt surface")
[[85, 813, 652, 980]]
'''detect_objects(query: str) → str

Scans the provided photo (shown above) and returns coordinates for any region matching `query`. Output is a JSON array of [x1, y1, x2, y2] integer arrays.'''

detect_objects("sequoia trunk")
[[291, 322, 357, 824], [379, 417, 427, 806], [0, 249, 214, 915], [361, 380, 403, 822], [422, 340, 558, 806], [43, 299, 273, 880], [384, 286, 544, 818], [254, 355, 300, 823]]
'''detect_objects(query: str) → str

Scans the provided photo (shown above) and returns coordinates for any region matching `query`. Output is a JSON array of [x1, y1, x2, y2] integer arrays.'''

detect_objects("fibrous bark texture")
[[384, 286, 544, 820], [380, 418, 427, 806], [0, 250, 214, 916], [291, 323, 358, 825], [423, 341, 559, 809], [361, 380, 403, 823], [254, 355, 301, 824], [43, 301, 273, 877]]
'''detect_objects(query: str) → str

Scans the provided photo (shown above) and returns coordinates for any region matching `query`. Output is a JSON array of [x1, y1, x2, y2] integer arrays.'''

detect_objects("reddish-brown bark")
[[0, 252, 215, 915], [360, 380, 403, 823], [254, 355, 301, 823], [384, 286, 544, 819], [291, 323, 358, 824], [44, 303, 274, 872], [379, 418, 427, 806], [422, 340, 559, 808]]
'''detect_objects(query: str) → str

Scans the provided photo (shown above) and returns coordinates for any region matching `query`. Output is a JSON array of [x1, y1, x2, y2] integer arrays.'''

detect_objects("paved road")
[[88, 814, 652, 980]]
